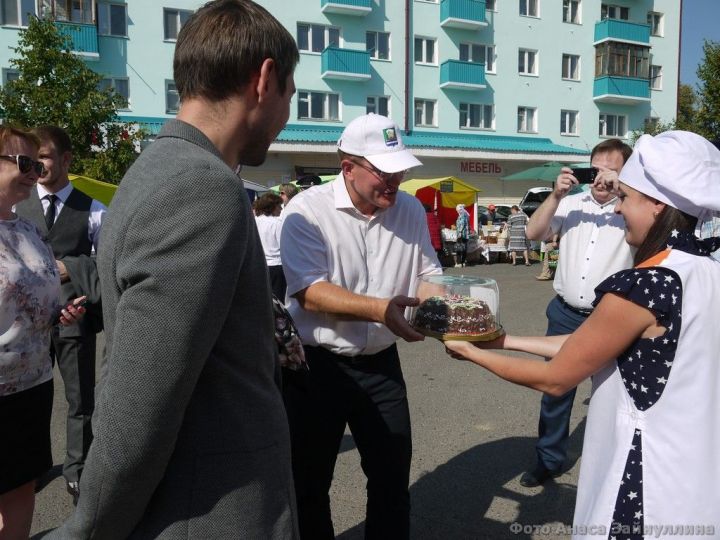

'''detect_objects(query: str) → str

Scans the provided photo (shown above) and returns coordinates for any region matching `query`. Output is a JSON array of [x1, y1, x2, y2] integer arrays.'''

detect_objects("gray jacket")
[[51, 120, 298, 539]]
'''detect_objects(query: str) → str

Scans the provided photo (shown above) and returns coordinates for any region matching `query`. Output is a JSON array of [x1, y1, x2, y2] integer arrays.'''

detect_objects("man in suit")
[[15, 125, 105, 505], [50, 1, 300, 538]]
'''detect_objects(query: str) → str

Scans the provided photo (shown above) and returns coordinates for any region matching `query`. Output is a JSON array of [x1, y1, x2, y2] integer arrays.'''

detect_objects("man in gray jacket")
[[51, 1, 300, 538]]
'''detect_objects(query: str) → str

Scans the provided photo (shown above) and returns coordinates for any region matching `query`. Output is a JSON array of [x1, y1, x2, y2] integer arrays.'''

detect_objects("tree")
[[695, 40, 720, 140], [675, 83, 697, 132], [0, 16, 144, 182]]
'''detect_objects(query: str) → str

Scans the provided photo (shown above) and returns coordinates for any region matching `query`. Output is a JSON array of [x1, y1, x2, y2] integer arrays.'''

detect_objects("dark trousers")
[[268, 264, 287, 301], [51, 329, 96, 483], [456, 238, 468, 265], [536, 296, 589, 472], [283, 344, 412, 540]]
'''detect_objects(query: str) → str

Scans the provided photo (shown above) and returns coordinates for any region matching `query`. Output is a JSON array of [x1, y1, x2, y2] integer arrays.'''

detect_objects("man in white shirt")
[[522, 139, 635, 487], [15, 125, 106, 504], [281, 113, 442, 539]]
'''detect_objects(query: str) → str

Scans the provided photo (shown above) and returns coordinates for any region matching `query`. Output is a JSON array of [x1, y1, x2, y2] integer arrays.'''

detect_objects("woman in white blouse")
[[0, 126, 84, 538], [254, 192, 286, 300]]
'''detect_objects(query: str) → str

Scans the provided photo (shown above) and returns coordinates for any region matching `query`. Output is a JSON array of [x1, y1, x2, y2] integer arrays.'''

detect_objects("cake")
[[413, 294, 496, 336]]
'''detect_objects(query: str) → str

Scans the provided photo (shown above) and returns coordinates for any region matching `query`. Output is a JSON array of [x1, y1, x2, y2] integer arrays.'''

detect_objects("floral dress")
[[584, 232, 720, 540], [0, 216, 60, 397]]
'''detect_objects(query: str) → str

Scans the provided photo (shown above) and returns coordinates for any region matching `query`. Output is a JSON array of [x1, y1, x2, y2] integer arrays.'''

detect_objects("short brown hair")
[[591, 138, 633, 164], [0, 125, 40, 154], [31, 125, 73, 155], [174, 0, 299, 102], [254, 192, 283, 216]]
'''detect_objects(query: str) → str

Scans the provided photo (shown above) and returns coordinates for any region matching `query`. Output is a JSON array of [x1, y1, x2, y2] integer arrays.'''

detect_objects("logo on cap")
[[383, 128, 398, 147]]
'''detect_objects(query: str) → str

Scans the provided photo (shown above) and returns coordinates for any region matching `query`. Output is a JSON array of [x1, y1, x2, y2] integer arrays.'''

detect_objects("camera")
[[571, 167, 598, 184]]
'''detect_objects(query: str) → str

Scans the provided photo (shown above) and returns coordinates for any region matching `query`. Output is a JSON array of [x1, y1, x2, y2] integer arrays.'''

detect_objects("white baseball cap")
[[337, 113, 422, 173]]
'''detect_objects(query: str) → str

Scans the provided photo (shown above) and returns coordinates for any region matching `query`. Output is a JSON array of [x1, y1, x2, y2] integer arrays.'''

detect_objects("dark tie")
[[45, 194, 58, 230]]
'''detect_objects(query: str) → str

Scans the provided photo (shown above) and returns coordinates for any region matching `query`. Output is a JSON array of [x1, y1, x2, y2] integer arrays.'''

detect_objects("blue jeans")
[[535, 296, 589, 472]]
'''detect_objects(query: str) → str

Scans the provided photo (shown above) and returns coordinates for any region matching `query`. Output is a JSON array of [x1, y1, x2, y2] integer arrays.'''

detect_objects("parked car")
[[519, 187, 552, 217], [478, 204, 512, 225]]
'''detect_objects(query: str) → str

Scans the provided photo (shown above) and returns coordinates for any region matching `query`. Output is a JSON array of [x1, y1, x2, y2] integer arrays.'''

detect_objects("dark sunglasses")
[[0, 154, 44, 176]]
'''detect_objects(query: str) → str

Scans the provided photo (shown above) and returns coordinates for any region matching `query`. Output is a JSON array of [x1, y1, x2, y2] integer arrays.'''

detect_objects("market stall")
[[399, 176, 481, 231]]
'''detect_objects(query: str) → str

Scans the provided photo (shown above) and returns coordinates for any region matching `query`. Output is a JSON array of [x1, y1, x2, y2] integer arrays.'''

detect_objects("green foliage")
[[75, 124, 148, 185], [0, 17, 121, 161], [695, 40, 720, 140], [0, 15, 145, 183], [676, 83, 697, 132], [630, 118, 676, 146]]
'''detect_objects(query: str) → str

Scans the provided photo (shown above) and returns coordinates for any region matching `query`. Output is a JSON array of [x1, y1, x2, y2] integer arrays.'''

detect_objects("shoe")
[[525, 262, 531, 266], [519, 465, 561, 487], [67, 481, 80, 506], [535, 274, 552, 281]]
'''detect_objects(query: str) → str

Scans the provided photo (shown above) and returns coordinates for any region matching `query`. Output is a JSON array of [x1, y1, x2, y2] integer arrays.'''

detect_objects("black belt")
[[556, 295, 593, 316]]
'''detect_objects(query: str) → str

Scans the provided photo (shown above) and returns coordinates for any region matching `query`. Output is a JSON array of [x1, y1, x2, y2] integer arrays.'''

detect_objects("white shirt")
[[551, 191, 634, 310], [255, 214, 283, 266], [281, 175, 442, 356], [37, 183, 106, 253]]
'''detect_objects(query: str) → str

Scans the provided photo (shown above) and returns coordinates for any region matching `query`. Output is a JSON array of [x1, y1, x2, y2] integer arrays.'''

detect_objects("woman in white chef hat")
[[445, 131, 720, 539]]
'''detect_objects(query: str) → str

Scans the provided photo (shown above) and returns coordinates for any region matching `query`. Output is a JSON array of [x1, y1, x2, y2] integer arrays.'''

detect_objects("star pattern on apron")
[[593, 230, 718, 540]]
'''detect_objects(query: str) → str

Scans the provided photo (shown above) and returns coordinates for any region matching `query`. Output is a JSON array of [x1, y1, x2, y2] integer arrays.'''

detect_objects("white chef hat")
[[619, 131, 720, 221]]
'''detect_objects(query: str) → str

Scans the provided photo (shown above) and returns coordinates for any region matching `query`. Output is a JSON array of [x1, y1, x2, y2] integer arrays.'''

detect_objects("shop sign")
[[460, 161, 503, 175]]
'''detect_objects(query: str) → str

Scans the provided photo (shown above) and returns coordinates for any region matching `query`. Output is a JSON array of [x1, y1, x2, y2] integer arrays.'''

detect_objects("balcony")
[[320, 0, 371, 16], [440, 0, 488, 30], [440, 60, 486, 90], [54, 21, 99, 60], [593, 76, 650, 104], [321, 47, 371, 81], [594, 19, 651, 46]]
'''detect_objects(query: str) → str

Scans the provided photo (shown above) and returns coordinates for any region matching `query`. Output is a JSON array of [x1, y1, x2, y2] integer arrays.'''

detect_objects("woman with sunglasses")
[[0, 126, 85, 538], [445, 131, 720, 538]]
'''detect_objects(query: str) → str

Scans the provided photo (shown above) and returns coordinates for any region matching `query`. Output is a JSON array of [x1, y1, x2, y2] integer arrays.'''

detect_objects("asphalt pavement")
[[32, 260, 591, 540]]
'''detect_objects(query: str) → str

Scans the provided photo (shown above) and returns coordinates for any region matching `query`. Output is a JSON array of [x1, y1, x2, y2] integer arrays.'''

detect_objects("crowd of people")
[[2, 1, 720, 539]]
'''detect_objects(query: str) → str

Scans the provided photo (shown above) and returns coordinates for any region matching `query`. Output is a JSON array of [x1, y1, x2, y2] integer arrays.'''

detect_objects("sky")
[[680, 0, 720, 88]]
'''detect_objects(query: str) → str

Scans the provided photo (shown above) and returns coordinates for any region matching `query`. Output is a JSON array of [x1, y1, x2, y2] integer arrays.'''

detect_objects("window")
[[460, 42, 495, 73], [519, 0, 538, 17], [415, 99, 436, 127], [562, 54, 580, 80], [645, 116, 660, 131], [366, 96, 390, 117], [366, 31, 390, 60], [650, 65, 662, 90], [99, 77, 129, 109], [595, 42, 650, 79], [459, 103, 494, 130], [164, 8, 192, 41], [647, 11, 663, 37], [414, 37, 437, 65], [517, 106, 537, 133], [518, 49, 538, 75], [166, 81, 179, 114], [563, 0, 580, 23], [98, 2, 127, 37], [2, 68, 20, 85], [298, 91, 340, 121], [1, 0, 36, 26], [40, 0, 93, 23], [601, 3, 629, 20], [297, 23, 340, 53], [560, 110, 578, 135], [599, 113, 627, 137], [486, 0, 496, 10]]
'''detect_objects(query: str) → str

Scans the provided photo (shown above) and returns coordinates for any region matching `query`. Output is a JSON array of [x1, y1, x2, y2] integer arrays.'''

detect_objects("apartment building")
[[0, 0, 680, 201]]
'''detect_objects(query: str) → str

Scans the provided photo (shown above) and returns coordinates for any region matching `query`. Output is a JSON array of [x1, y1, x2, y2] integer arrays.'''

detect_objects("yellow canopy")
[[69, 174, 118, 207], [400, 176, 480, 208]]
